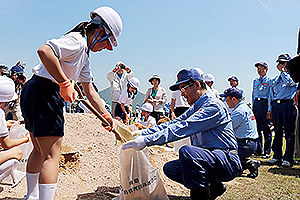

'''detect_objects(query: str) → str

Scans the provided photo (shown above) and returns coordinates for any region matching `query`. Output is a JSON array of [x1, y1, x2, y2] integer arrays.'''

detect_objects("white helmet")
[[192, 67, 204, 76], [204, 74, 215, 82], [90, 6, 123, 47], [0, 76, 18, 102], [128, 77, 140, 89], [141, 103, 153, 113]]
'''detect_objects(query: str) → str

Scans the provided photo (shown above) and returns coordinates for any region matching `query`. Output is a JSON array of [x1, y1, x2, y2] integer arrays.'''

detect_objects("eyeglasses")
[[180, 83, 193, 93]]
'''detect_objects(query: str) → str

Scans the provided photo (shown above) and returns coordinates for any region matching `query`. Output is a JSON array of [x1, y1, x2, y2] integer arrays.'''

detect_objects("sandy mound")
[[0, 113, 190, 199]]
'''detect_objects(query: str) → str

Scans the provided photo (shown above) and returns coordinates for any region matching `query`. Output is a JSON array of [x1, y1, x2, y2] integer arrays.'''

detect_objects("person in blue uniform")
[[122, 68, 242, 200], [267, 53, 297, 167], [252, 61, 272, 158], [222, 87, 260, 178]]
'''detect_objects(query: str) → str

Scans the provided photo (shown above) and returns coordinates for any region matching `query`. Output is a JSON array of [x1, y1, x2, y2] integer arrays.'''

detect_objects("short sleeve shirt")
[[32, 32, 93, 83], [0, 109, 9, 138], [171, 91, 189, 107], [140, 116, 156, 127], [118, 90, 133, 106]]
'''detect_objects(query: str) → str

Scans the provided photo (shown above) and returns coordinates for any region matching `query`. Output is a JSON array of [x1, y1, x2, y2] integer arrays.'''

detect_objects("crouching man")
[[122, 68, 242, 200], [222, 87, 261, 178]]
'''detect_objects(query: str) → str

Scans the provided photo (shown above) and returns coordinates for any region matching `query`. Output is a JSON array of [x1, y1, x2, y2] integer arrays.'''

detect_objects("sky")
[[1, 0, 300, 103]]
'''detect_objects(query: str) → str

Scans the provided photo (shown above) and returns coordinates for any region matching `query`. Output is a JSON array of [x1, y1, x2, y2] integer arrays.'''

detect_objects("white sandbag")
[[0, 123, 33, 186], [173, 137, 191, 152], [118, 148, 169, 200]]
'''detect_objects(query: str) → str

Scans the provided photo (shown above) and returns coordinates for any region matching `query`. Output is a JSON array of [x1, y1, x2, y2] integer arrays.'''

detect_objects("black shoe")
[[210, 182, 227, 200], [247, 160, 261, 179], [190, 186, 210, 200]]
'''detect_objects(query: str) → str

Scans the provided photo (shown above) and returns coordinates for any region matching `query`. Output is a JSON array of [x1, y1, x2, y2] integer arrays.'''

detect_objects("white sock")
[[39, 183, 57, 200], [0, 159, 18, 174], [25, 172, 39, 200]]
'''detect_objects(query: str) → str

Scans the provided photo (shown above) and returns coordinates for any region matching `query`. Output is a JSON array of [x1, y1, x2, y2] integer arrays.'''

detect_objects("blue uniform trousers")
[[163, 145, 242, 190], [237, 138, 257, 170], [271, 101, 297, 162], [252, 99, 272, 155]]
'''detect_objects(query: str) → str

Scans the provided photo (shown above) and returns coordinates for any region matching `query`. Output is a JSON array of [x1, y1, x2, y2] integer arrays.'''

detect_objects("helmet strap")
[[88, 21, 112, 54]]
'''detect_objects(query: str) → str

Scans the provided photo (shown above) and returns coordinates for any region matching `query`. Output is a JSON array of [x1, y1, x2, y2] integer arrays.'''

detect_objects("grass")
[[222, 157, 300, 200]]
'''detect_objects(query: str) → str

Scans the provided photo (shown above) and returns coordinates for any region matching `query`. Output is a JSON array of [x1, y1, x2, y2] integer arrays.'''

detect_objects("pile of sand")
[[0, 113, 190, 199]]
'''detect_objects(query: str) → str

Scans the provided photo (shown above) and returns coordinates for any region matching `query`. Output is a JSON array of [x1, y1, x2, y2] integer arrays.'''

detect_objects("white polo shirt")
[[32, 32, 93, 83], [118, 90, 133, 106], [0, 109, 9, 138], [171, 90, 189, 108]]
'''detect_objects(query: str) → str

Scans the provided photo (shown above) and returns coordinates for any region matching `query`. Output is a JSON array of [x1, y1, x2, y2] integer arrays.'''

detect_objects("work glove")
[[101, 112, 114, 131], [58, 80, 76, 103], [121, 136, 147, 151]]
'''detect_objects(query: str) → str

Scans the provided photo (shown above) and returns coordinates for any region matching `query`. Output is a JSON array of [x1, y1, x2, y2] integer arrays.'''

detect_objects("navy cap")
[[254, 61, 268, 69], [220, 87, 243, 99], [276, 53, 291, 62], [10, 65, 25, 74], [227, 75, 239, 82], [169, 68, 203, 91]]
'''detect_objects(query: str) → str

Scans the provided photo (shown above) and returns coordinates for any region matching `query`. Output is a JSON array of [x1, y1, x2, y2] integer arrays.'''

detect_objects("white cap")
[[0, 76, 18, 102], [204, 74, 215, 82], [192, 67, 204, 76], [90, 6, 123, 47], [141, 103, 153, 112], [128, 77, 140, 89]]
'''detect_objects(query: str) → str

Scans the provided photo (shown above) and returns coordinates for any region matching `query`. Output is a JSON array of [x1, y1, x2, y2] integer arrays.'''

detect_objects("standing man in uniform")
[[222, 87, 260, 178], [107, 61, 134, 117], [252, 61, 272, 158], [122, 68, 242, 200], [267, 53, 297, 167]]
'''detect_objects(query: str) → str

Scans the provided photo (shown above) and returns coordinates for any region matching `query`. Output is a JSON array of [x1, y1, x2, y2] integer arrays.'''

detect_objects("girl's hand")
[[58, 80, 76, 103], [102, 113, 114, 131]]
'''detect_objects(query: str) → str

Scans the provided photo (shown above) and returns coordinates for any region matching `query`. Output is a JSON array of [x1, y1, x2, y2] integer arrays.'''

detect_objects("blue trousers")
[[271, 101, 297, 162], [252, 99, 272, 155], [163, 146, 242, 190], [237, 138, 257, 170]]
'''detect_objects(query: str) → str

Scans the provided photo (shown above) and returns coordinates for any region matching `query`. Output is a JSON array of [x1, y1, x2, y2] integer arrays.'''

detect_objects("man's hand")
[[122, 136, 147, 151], [267, 111, 272, 119], [294, 90, 300, 107]]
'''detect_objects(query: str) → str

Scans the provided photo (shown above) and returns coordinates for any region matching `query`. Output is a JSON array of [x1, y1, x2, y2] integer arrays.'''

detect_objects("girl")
[[115, 77, 140, 124], [0, 76, 30, 177], [20, 6, 123, 200], [135, 103, 156, 129]]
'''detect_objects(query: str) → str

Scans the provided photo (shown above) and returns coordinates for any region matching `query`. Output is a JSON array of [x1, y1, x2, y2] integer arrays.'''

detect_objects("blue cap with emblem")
[[169, 68, 203, 91]]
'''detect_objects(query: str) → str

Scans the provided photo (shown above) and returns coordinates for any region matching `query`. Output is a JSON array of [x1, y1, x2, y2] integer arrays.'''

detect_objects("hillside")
[[98, 87, 145, 109]]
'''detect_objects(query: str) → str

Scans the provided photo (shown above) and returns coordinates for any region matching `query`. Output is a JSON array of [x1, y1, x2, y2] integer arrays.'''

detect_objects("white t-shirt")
[[171, 91, 189, 108], [32, 32, 93, 83], [118, 90, 133, 106], [140, 115, 156, 128], [0, 109, 9, 138]]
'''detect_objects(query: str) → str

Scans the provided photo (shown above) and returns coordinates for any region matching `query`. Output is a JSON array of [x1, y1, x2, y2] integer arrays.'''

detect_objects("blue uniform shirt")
[[268, 71, 297, 111], [142, 91, 238, 150], [231, 102, 258, 139], [252, 75, 271, 104]]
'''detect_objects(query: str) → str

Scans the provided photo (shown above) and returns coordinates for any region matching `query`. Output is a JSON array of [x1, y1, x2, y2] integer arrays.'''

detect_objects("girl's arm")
[[0, 147, 23, 165], [37, 44, 75, 102], [81, 82, 113, 127], [0, 135, 30, 150]]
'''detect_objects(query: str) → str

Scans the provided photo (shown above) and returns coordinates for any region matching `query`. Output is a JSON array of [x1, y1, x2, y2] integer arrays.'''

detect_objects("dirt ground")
[[0, 113, 191, 200]]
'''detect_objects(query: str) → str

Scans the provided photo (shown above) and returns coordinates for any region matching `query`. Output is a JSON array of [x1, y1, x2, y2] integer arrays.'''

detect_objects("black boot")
[[247, 160, 261, 179], [190, 186, 210, 200], [210, 182, 227, 200]]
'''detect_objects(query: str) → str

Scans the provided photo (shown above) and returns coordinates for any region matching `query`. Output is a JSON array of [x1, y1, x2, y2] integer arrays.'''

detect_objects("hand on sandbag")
[[58, 80, 76, 103], [122, 136, 146, 151], [102, 112, 114, 131]]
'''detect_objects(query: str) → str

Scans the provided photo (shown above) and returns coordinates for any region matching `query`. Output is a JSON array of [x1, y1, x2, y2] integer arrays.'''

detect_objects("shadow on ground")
[[268, 167, 300, 177], [76, 186, 191, 200]]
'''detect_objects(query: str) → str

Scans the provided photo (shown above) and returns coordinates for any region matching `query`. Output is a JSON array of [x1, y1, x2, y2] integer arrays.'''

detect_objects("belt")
[[237, 138, 257, 142], [271, 99, 293, 104], [255, 98, 268, 101]]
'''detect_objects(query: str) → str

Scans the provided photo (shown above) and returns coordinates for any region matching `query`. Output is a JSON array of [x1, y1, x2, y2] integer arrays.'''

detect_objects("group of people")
[[0, 5, 299, 200]]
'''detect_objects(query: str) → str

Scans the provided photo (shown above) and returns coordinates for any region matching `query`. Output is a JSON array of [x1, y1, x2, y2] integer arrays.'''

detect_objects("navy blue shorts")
[[115, 102, 129, 120], [20, 75, 65, 137]]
